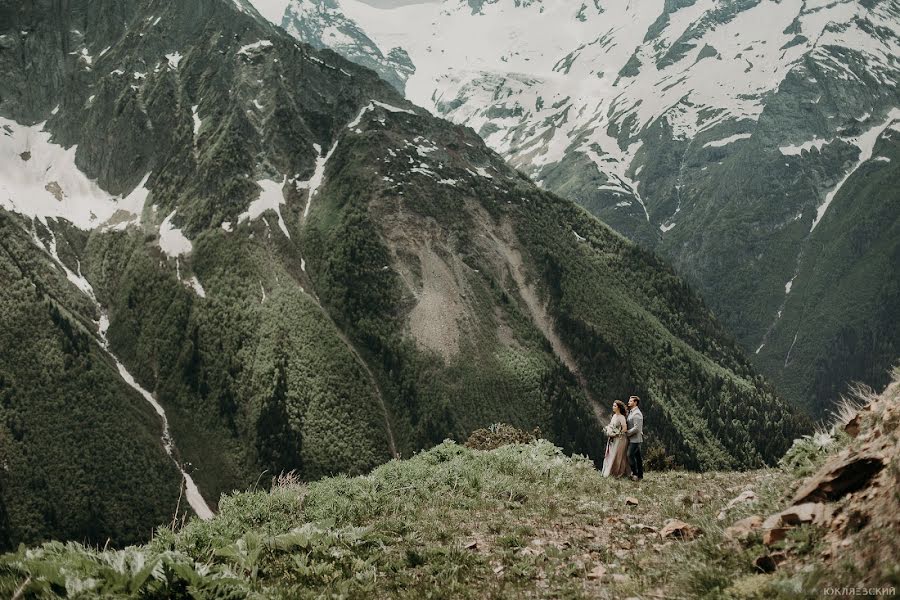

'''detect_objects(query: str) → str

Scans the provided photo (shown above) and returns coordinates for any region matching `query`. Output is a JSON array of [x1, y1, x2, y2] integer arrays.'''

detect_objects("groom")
[[626, 395, 644, 481]]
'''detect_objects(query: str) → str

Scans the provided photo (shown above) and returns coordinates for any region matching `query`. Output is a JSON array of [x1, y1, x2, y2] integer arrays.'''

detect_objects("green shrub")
[[464, 423, 542, 451], [644, 439, 680, 471]]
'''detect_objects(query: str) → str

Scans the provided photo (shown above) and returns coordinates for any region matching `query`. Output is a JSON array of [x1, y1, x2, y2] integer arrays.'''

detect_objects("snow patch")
[[0, 117, 147, 230], [30, 222, 97, 300], [811, 109, 900, 231], [237, 40, 273, 56], [252, 0, 292, 23], [300, 140, 340, 220], [107, 339, 212, 519], [191, 105, 202, 135], [347, 100, 415, 129], [238, 177, 291, 238], [779, 137, 830, 156], [158, 211, 193, 257], [165, 52, 183, 69], [703, 133, 752, 148], [188, 275, 207, 298]]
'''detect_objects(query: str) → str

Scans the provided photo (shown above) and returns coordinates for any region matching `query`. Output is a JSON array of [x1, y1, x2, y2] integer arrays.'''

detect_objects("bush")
[[464, 423, 541, 451], [643, 439, 680, 471]]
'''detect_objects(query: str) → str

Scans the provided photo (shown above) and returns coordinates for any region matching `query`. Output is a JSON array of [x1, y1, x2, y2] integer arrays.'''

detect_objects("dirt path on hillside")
[[291, 138, 400, 459], [333, 325, 400, 459], [297, 275, 400, 459]]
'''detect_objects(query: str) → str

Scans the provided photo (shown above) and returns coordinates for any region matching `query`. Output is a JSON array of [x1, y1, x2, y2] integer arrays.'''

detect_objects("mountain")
[[0, 0, 803, 548], [260, 0, 900, 417]]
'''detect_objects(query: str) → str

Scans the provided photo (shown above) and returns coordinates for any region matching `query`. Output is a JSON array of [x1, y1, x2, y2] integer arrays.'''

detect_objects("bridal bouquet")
[[604, 424, 624, 438]]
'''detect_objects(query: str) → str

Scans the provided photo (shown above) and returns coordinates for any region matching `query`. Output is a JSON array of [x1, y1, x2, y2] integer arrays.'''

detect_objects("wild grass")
[[0, 440, 797, 599]]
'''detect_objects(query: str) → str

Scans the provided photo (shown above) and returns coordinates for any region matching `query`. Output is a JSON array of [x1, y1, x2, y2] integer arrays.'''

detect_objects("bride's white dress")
[[602, 413, 630, 478]]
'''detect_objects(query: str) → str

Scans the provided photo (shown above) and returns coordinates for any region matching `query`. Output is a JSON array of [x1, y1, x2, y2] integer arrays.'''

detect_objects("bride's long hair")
[[613, 400, 627, 416]]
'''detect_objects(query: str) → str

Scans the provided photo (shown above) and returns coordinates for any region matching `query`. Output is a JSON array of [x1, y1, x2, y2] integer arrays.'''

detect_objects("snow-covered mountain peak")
[[260, 0, 899, 201]]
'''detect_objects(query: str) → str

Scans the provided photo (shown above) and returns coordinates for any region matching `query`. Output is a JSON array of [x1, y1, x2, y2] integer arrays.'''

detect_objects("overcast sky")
[[358, 0, 440, 6]]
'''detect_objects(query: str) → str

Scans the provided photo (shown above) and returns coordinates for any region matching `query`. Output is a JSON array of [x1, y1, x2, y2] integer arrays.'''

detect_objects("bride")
[[602, 400, 631, 478]]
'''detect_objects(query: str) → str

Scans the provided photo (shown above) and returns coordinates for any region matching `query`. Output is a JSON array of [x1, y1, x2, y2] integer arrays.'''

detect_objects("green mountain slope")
[[0, 0, 804, 548], [0, 213, 183, 550]]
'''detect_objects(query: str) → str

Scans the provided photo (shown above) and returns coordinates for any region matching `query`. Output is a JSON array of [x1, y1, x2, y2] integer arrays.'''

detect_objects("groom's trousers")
[[628, 442, 643, 479]]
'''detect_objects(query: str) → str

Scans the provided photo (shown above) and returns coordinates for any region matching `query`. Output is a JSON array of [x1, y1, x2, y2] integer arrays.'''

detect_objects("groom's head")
[[628, 396, 640, 410]]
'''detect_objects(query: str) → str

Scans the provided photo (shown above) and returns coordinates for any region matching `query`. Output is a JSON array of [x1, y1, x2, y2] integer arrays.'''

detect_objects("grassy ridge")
[[8, 377, 893, 600], [0, 439, 798, 599]]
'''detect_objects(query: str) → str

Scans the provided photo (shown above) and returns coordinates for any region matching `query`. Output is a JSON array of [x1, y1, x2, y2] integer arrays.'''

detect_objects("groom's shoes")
[[630, 475, 642, 482]]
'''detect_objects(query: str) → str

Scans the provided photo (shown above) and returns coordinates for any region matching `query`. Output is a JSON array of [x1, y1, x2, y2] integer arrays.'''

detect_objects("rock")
[[726, 490, 757, 509], [754, 554, 778, 573], [625, 496, 639, 506], [793, 453, 884, 504], [724, 515, 763, 541], [762, 513, 783, 530], [660, 519, 700, 540], [629, 523, 658, 533], [844, 413, 861, 438], [830, 514, 848, 532], [763, 527, 788, 545], [464, 540, 479, 551], [780, 502, 826, 526], [754, 551, 786, 573], [587, 564, 607, 579]]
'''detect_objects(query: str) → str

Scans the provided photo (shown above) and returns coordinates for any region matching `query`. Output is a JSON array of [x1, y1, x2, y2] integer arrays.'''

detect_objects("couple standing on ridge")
[[601, 395, 644, 481]]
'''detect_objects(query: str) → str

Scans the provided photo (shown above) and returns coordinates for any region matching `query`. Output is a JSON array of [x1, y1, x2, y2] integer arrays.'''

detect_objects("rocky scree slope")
[[717, 366, 900, 595], [1, 0, 801, 548], [260, 0, 900, 418]]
